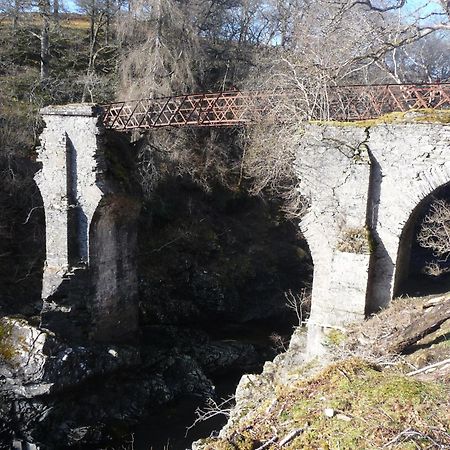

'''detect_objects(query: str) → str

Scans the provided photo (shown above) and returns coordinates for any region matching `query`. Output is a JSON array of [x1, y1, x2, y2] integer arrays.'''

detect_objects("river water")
[[133, 319, 295, 450], [134, 374, 241, 450]]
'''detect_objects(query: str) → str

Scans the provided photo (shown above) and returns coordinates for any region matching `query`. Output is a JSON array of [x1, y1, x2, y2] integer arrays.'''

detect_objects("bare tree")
[[235, 0, 450, 205], [0, 0, 25, 29], [115, 0, 450, 206], [27, 0, 52, 82], [418, 199, 450, 264], [284, 288, 311, 326], [39, 0, 51, 81], [116, 0, 200, 99]]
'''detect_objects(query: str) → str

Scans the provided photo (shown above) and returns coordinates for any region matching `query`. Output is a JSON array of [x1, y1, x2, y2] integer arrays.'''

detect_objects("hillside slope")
[[193, 294, 450, 450]]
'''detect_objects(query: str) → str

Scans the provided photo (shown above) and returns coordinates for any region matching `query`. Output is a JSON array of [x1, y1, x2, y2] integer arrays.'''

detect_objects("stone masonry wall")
[[366, 124, 450, 311], [35, 105, 140, 343], [295, 126, 372, 355], [36, 106, 449, 353], [36, 104, 103, 300], [89, 195, 141, 343], [297, 121, 450, 355]]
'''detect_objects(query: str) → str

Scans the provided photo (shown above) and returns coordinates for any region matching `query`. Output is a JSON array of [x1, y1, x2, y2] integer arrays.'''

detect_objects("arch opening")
[[394, 182, 450, 298]]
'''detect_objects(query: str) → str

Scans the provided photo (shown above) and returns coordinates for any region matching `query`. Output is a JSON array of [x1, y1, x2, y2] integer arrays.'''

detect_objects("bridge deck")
[[101, 83, 450, 131]]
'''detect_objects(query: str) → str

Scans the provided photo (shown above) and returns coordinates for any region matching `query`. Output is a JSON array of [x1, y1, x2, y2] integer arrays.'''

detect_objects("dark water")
[[134, 319, 295, 450], [134, 373, 241, 450]]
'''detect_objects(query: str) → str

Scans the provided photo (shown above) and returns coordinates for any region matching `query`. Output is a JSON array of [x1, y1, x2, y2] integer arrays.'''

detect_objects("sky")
[[62, 0, 445, 23], [405, 0, 443, 14], [62, 0, 442, 12]]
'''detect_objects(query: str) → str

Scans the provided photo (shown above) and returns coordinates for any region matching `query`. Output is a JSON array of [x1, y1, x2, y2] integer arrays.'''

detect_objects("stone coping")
[[40, 104, 102, 117]]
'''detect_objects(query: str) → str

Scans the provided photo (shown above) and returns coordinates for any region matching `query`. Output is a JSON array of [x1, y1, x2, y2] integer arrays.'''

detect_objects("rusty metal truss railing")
[[101, 83, 450, 131]]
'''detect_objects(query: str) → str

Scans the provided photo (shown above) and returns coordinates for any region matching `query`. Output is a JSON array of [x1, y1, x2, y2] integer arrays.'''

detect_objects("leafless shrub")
[[269, 332, 289, 353], [240, 120, 303, 194], [135, 142, 163, 199], [186, 396, 234, 437], [422, 261, 450, 277], [337, 227, 371, 254], [280, 182, 309, 220], [116, 0, 200, 99], [136, 127, 243, 198], [284, 288, 311, 326], [240, 115, 309, 219], [0, 101, 40, 160]]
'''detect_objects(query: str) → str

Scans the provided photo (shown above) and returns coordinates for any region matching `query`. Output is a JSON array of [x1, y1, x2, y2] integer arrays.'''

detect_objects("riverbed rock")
[[0, 316, 222, 448]]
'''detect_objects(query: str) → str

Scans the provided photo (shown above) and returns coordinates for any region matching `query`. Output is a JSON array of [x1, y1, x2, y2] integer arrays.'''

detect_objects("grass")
[[324, 328, 346, 347], [61, 15, 90, 30], [0, 13, 90, 30], [200, 358, 450, 449]]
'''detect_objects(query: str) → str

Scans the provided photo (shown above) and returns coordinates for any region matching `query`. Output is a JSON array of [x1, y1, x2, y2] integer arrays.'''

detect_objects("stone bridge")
[[36, 103, 450, 355]]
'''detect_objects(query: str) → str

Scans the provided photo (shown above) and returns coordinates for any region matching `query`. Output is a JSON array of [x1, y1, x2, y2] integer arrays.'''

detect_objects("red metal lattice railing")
[[101, 83, 450, 131], [101, 91, 283, 130], [325, 83, 450, 122]]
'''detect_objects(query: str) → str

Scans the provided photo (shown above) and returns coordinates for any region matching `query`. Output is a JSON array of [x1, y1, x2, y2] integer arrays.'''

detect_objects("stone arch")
[[366, 154, 450, 314], [393, 180, 450, 298]]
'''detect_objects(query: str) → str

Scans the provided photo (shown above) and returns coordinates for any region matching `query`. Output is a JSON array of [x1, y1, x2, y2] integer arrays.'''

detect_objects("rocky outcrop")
[[0, 317, 142, 445], [0, 314, 279, 448]]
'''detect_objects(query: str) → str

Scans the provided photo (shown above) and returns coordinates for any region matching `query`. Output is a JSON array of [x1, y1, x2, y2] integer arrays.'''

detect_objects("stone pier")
[[35, 104, 140, 343], [296, 121, 450, 355]]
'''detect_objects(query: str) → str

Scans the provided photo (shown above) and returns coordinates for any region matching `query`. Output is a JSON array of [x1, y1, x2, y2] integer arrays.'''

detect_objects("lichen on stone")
[[309, 108, 450, 127]]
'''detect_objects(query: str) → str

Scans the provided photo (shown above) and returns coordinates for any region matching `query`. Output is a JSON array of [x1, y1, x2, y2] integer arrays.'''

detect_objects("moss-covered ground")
[[0, 320, 16, 362], [197, 294, 450, 450], [200, 358, 450, 449], [310, 109, 450, 127]]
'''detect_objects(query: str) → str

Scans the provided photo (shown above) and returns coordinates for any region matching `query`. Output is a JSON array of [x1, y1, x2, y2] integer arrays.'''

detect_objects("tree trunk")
[[387, 299, 450, 354], [53, 0, 60, 25], [40, 0, 51, 82], [90, 0, 96, 47], [105, 0, 110, 45], [12, 0, 20, 30], [82, 11, 104, 102]]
